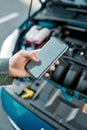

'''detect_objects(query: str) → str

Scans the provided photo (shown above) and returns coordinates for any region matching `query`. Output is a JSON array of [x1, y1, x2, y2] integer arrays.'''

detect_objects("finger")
[[28, 51, 40, 62], [55, 60, 60, 65], [29, 49, 41, 61], [20, 50, 40, 62], [44, 73, 50, 77], [49, 66, 55, 71], [32, 49, 41, 54]]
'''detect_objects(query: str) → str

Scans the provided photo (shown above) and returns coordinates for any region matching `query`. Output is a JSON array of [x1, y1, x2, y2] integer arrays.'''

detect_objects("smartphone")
[[26, 37, 68, 79]]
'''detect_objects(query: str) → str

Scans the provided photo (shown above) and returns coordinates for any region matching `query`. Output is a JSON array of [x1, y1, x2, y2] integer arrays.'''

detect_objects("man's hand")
[[9, 50, 59, 78]]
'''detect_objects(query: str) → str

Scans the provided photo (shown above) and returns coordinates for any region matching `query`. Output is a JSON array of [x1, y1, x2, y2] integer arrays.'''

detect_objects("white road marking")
[[0, 12, 19, 24]]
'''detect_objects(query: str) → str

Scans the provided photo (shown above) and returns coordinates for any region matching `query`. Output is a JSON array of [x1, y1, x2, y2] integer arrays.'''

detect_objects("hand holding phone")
[[26, 37, 68, 79]]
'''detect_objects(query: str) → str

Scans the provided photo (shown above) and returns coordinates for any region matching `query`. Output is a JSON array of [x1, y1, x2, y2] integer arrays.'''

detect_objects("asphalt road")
[[0, 0, 29, 50], [0, 0, 40, 129]]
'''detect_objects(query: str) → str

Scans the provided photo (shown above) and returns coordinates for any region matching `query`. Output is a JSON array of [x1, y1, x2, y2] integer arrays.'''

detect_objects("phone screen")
[[26, 37, 68, 79]]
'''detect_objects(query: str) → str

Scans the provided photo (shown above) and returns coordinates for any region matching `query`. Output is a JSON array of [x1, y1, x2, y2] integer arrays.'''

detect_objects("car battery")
[[1, 0, 87, 130]]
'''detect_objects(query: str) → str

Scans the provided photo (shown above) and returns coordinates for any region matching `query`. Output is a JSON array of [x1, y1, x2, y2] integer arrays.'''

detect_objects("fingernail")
[[36, 58, 39, 62]]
